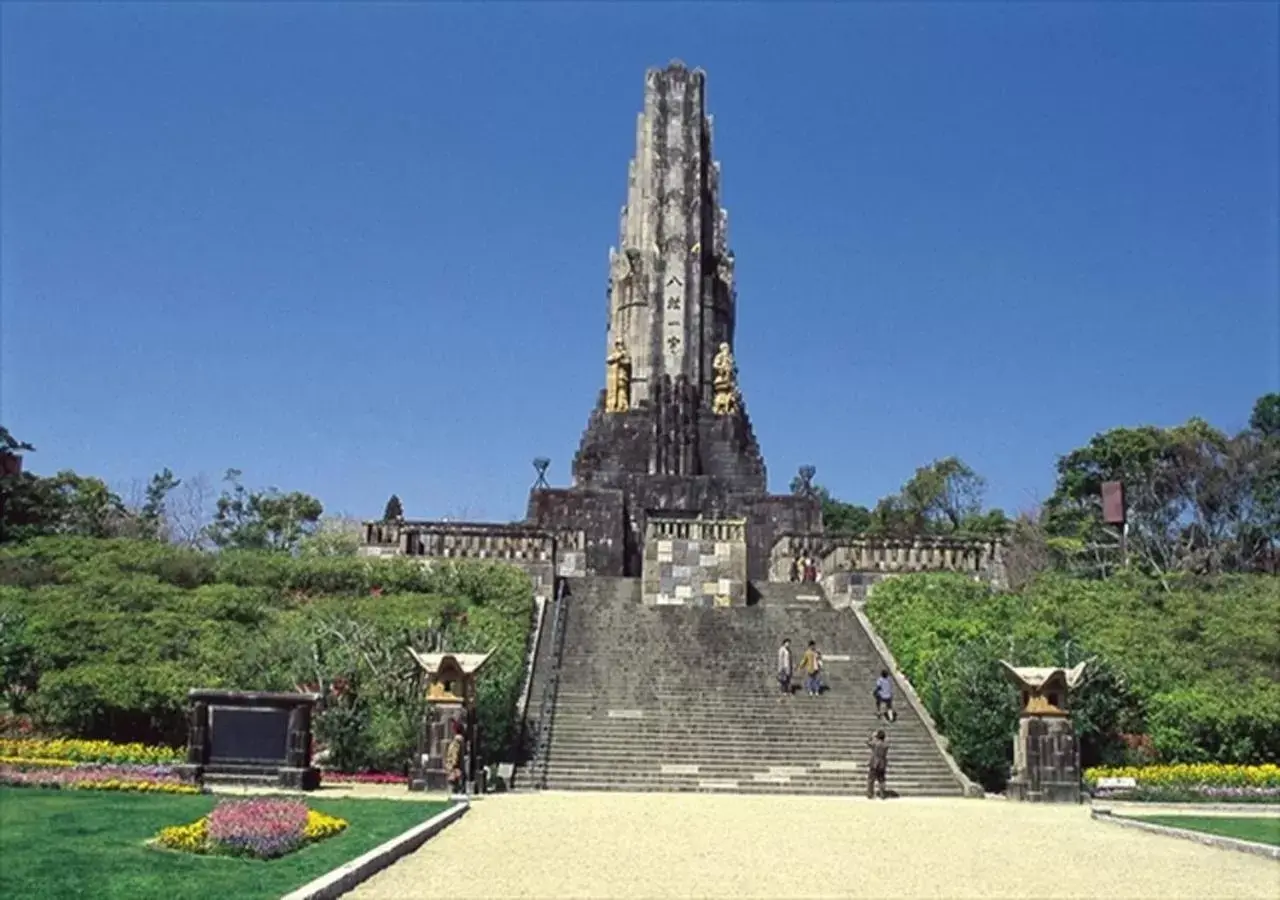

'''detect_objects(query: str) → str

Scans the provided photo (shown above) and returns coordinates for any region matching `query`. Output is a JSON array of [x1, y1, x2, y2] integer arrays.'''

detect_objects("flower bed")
[[0, 761, 197, 794], [0, 756, 77, 768], [320, 771, 408, 785], [1086, 764, 1280, 803], [0, 739, 182, 766], [154, 798, 348, 859]]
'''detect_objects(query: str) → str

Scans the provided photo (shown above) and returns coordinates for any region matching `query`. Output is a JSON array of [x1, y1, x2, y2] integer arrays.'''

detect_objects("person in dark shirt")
[[866, 729, 889, 799]]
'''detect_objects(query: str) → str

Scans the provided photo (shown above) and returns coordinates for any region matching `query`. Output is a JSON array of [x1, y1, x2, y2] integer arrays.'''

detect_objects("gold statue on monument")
[[605, 339, 631, 413], [712, 342, 739, 416]]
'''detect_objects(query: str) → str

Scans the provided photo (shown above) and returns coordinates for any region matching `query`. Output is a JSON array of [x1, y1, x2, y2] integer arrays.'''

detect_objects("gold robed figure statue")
[[605, 339, 631, 413], [712, 342, 739, 415]]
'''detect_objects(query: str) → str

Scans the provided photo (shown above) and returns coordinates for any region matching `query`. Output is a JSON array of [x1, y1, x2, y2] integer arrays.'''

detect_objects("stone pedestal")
[[410, 703, 468, 792], [1007, 715, 1082, 803]]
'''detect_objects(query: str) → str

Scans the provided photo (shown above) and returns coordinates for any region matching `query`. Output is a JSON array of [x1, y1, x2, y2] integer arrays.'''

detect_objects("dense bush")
[[866, 572, 1280, 792], [0, 537, 535, 772]]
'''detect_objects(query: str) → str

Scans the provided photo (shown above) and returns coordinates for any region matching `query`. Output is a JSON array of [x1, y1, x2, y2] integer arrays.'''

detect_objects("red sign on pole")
[[1101, 481, 1125, 525]]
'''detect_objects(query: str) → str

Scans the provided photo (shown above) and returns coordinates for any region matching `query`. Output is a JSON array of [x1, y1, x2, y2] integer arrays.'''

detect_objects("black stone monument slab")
[[180, 689, 321, 791]]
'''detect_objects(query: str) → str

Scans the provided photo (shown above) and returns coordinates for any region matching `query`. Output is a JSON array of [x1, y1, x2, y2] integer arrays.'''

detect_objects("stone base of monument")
[[176, 762, 321, 791], [1006, 711, 1083, 804], [408, 765, 451, 793], [1006, 778, 1082, 804]]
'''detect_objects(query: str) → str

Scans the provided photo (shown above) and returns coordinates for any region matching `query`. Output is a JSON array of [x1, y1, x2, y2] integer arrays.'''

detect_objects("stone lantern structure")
[[999, 659, 1092, 803], [407, 649, 493, 794]]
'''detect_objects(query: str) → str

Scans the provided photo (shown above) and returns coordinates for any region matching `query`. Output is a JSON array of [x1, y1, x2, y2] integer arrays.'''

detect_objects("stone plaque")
[[209, 706, 291, 763]]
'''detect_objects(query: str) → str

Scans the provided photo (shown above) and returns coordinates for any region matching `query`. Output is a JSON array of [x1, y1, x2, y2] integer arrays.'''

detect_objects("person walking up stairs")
[[799, 640, 823, 696]]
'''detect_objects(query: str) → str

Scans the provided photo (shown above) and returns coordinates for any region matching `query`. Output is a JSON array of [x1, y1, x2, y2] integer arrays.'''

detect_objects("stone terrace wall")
[[768, 533, 1007, 598], [641, 515, 749, 607], [359, 521, 588, 601]]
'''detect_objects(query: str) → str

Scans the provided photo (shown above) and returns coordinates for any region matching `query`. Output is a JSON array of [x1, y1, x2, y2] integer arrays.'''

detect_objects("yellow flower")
[[1084, 763, 1280, 789], [304, 810, 349, 841], [157, 816, 210, 853]]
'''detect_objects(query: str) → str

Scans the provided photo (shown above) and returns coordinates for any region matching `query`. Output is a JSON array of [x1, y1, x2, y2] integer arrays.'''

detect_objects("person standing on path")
[[799, 640, 823, 696], [445, 722, 466, 796], [866, 729, 889, 799], [874, 668, 896, 722], [776, 638, 794, 698]]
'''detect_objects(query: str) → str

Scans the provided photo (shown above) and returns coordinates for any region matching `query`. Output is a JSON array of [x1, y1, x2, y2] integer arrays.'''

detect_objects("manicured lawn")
[[0, 788, 448, 900], [1134, 815, 1280, 847]]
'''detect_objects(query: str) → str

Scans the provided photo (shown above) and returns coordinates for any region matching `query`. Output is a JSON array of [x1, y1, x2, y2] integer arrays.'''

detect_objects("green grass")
[[1133, 815, 1280, 847], [0, 788, 449, 900]]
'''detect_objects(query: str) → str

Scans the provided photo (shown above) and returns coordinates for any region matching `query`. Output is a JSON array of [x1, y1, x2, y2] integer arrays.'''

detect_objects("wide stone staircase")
[[524, 576, 966, 796]]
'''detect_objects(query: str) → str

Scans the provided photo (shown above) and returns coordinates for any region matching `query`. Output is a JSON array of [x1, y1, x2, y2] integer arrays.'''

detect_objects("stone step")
[[547, 699, 926, 718], [548, 710, 911, 724], [547, 747, 936, 760], [538, 777, 962, 797], [540, 772, 960, 790], [545, 727, 926, 737], [540, 767, 960, 787], [540, 757, 952, 773]]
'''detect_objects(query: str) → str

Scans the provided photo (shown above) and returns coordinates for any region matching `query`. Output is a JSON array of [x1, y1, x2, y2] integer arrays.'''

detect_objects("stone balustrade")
[[769, 533, 1006, 587], [359, 520, 587, 576], [646, 516, 747, 543]]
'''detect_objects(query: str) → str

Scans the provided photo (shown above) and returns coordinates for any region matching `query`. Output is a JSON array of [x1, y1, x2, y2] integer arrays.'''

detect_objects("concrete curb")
[[1091, 808, 1279, 862], [848, 601, 984, 798], [281, 800, 470, 900], [1093, 800, 1280, 814]]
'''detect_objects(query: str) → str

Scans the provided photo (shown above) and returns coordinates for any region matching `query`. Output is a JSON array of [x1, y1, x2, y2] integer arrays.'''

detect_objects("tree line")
[[807, 393, 1279, 583]]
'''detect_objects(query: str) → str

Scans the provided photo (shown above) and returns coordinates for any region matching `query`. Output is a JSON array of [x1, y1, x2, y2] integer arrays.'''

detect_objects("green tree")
[[899, 457, 989, 533], [1250, 393, 1280, 439], [208, 469, 323, 553], [1046, 403, 1277, 575], [382, 494, 404, 521], [822, 495, 872, 535], [139, 468, 181, 541]]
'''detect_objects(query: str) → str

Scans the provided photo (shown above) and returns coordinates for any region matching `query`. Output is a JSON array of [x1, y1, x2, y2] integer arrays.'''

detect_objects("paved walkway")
[[209, 783, 448, 802], [352, 792, 1279, 899]]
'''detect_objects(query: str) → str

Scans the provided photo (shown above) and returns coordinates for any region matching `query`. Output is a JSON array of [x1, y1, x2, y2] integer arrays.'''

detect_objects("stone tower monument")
[[604, 62, 737, 420], [528, 61, 820, 581]]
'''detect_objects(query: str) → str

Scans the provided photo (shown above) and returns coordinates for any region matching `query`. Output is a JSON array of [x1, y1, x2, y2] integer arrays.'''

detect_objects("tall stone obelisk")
[[605, 61, 736, 410], [529, 62, 820, 580]]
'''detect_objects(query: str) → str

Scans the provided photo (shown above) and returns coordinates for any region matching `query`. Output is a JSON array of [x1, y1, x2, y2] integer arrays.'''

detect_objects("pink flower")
[[208, 798, 309, 858]]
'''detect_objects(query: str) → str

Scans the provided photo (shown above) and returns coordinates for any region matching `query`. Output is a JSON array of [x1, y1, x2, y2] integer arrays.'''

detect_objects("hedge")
[[865, 571, 1280, 792], [0, 537, 536, 772]]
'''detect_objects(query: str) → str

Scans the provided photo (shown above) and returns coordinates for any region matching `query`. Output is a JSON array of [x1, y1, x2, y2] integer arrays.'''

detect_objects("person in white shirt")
[[776, 638, 793, 697], [874, 669, 896, 722]]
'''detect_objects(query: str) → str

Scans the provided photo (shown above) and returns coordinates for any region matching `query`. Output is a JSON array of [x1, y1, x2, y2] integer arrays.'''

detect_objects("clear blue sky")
[[2, 2, 1277, 522]]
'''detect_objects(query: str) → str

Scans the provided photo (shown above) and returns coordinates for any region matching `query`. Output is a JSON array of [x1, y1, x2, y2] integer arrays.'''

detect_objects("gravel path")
[[351, 792, 1279, 899]]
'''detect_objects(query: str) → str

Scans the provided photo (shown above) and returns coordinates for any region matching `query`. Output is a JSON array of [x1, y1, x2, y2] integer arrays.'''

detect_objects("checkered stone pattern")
[[557, 551, 587, 578], [642, 536, 747, 607]]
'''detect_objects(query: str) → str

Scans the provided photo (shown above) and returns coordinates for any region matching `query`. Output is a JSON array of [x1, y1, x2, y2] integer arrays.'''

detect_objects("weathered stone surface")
[[354, 64, 1004, 601], [1006, 715, 1082, 804], [641, 516, 747, 607]]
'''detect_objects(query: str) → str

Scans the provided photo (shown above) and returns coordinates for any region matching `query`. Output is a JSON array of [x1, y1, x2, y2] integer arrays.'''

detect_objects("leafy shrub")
[[0, 537, 535, 773], [1146, 682, 1280, 763], [866, 571, 1280, 791]]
